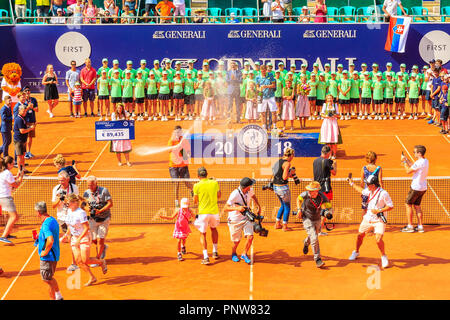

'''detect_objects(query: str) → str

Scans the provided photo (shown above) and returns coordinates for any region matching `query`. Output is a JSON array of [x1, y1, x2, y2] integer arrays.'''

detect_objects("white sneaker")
[[357, 116, 361, 120], [361, 116, 366, 120], [311, 116, 315, 120], [104, 116, 108, 121], [189, 116, 193, 120], [371, 112, 375, 115], [415, 225, 425, 233], [195, 116, 200, 120], [351, 112, 356, 116], [153, 116, 158, 121], [170, 112, 174, 116], [402, 113, 406, 117], [349, 250, 359, 261], [383, 116, 387, 120], [340, 115, 344, 120], [381, 255, 389, 268], [98, 117, 103, 121], [368, 116, 372, 120], [374, 115, 378, 120], [318, 232, 328, 236], [317, 116, 322, 120], [400, 116, 404, 120], [408, 115, 413, 120], [420, 112, 425, 116], [414, 116, 418, 120], [395, 116, 399, 120], [389, 116, 393, 120], [184, 116, 189, 120]]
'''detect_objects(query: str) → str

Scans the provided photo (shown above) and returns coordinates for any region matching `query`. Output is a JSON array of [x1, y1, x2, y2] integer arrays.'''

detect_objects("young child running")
[[146, 72, 159, 121], [96, 70, 110, 121], [110, 70, 122, 118], [183, 71, 195, 120], [201, 81, 215, 125], [407, 73, 420, 120], [159, 198, 194, 261], [72, 82, 83, 118], [245, 79, 258, 123], [395, 73, 407, 119], [282, 79, 295, 130], [384, 73, 395, 119], [134, 70, 146, 121], [372, 73, 385, 120]]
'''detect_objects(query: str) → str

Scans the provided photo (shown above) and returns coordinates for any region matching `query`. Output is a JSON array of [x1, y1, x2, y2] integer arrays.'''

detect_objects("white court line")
[[443, 135, 450, 144], [83, 141, 110, 178], [249, 244, 254, 301], [395, 135, 450, 219], [1, 247, 37, 301]]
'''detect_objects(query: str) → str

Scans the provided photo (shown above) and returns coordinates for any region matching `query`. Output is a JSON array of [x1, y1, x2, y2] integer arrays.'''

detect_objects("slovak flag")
[[385, 16, 412, 53]]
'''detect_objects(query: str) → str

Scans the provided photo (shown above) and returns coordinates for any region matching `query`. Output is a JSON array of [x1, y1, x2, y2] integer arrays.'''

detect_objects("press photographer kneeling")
[[295, 181, 333, 268], [224, 177, 265, 264]]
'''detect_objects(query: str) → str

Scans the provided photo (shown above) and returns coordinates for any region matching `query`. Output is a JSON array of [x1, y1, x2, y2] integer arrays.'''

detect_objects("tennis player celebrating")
[[347, 175, 393, 269], [296, 181, 332, 268], [60, 194, 107, 286]]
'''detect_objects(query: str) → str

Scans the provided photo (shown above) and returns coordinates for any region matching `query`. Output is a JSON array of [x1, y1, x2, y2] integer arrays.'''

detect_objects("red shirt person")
[[79, 58, 97, 117]]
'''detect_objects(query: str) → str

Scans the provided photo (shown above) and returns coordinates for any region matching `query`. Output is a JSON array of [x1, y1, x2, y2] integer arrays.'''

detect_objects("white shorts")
[[257, 97, 277, 113], [89, 217, 110, 240], [194, 214, 220, 233], [358, 217, 385, 235], [228, 219, 254, 242], [174, 3, 185, 16]]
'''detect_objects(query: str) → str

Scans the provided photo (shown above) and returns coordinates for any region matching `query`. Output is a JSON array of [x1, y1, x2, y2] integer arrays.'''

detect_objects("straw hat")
[[305, 181, 321, 191]]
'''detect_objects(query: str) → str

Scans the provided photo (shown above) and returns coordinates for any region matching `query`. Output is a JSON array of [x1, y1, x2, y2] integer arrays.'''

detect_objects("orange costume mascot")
[[1, 63, 22, 105]]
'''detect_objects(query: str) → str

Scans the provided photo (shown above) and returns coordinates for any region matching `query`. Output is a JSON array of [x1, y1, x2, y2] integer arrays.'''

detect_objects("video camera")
[[89, 201, 105, 219], [59, 190, 67, 201], [320, 209, 333, 220], [241, 207, 269, 237], [261, 181, 274, 191]]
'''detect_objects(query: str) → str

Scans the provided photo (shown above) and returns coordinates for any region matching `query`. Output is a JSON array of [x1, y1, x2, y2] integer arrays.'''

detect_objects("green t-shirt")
[[327, 79, 338, 97], [369, 71, 379, 80], [299, 71, 310, 80], [164, 68, 175, 80], [97, 77, 110, 96], [137, 68, 150, 80], [316, 81, 327, 100], [151, 68, 163, 80], [159, 79, 171, 95], [307, 79, 318, 97], [194, 79, 204, 95], [372, 80, 385, 100], [200, 70, 210, 81], [188, 68, 198, 79], [134, 78, 146, 98], [146, 78, 158, 95], [275, 78, 284, 98], [283, 86, 294, 98], [350, 79, 360, 99], [246, 87, 257, 100], [383, 70, 395, 80], [395, 80, 406, 98], [336, 72, 344, 82], [175, 69, 186, 79], [419, 73, 427, 90], [122, 69, 137, 80], [338, 78, 351, 100], [109, 78, 122, 98], [359, 70, 369, 80], [384, 80, 395, 99], [108, 68, 122, 79], [122, 78, 135, 98], [173, 78, 184, 94], [240, 78, 248, 98], [408, 80, 420, 99], [360, 80, 372, 98], [324, 72, 331, 82], [184, 78, 195, 95], [97, 66, 110, 78]]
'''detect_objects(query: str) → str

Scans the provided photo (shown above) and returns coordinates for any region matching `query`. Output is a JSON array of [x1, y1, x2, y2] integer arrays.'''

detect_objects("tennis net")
[[5, 176, 450, 225]]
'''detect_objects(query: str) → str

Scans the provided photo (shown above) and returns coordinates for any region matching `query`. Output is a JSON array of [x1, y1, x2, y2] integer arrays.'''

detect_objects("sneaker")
[[91, 112, 95, 117], [84, 113, 88, 117], [349, 250, 359, 261], [189, 116, 193, 120], [383, 116, 387, 120], [231, 254, 240, 262], [351, 112, 356, 116], [374, 116, 378, 120], [427, 120, 434, 124], [318, 232, 328, 236], [100, 244, 108, 259], [303, 243, 309, 255], [401, 225, 415, 233], [126, 162, 132, 167], [367, 116, 372, 120], [0, 237, 13, 244], [177, 253, 184, 261], [311, 116, 315, 120], [118, 162, 123, 166], [201, 257, 210, 265], [408, 115, 413, 120], [241, 254, 252, 264], [101, 260, 108, 274], [153, 116, 158, 121], [6, 235, 16, 239], [89, 264, 99, 268], [181, 246, 186, 255], [400, 116, 404, 120], [308, 116, 312, 120], [24, 152, 31, 159], [66, 264, 79, 272], [361, 116, 366, 120], [315, 258, 325, 268], [381, 255, 389, 268], [414, 116, 418, 120], [389, 116, 393, 120], [396, 116, 399, 120], [340, 115, 344, 120], [212, 252, 219, 259], [70, 113, 74, 118], [415, 226, 425, 233]]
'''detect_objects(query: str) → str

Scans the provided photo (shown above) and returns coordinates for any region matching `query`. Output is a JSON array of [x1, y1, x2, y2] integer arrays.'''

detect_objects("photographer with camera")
[[347, 174, 393, 269], [224, 177, 264, 264], [313, 145, 337, 235], [51, 170, 79, 272], [295, 181, 332, 268], [83, 176, 113, 263]]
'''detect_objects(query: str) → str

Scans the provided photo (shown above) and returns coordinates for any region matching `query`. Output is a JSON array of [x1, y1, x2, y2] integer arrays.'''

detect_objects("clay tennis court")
[[0, 95, 449, 300]]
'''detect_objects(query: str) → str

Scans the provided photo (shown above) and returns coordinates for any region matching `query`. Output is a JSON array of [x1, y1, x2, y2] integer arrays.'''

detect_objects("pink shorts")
[[71, 235, 91, 250], [174, 4, 185, 16]]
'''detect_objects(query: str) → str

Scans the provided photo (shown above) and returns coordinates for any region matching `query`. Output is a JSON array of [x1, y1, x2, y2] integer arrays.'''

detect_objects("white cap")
[[180, 198, 189, 209]]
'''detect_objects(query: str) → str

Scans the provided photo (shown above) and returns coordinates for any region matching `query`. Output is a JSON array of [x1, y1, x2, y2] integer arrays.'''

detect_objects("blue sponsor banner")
[[189, 132, 321, 158], [95, 120, 135, 141], [0, 23, 449, 92]]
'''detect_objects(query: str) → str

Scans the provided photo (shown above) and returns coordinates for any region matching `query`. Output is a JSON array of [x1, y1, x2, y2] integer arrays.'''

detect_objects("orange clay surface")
[[0, 95, 449, 300]]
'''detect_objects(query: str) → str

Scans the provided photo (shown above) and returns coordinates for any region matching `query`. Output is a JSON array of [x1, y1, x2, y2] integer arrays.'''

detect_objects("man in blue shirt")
[[255, 64, 277, 130], [23, 86, 38, 159], [65, 61, 80, 117], [35, 201, 63, 300], [0, 95, 13, 157], [430, 69, 442, 125], [14, 103, 35, 174]]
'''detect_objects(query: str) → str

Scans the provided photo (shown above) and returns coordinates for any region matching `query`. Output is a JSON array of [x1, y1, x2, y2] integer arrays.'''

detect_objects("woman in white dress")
[[110, 103, 132, 167], [319, 94, 343, 158]]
